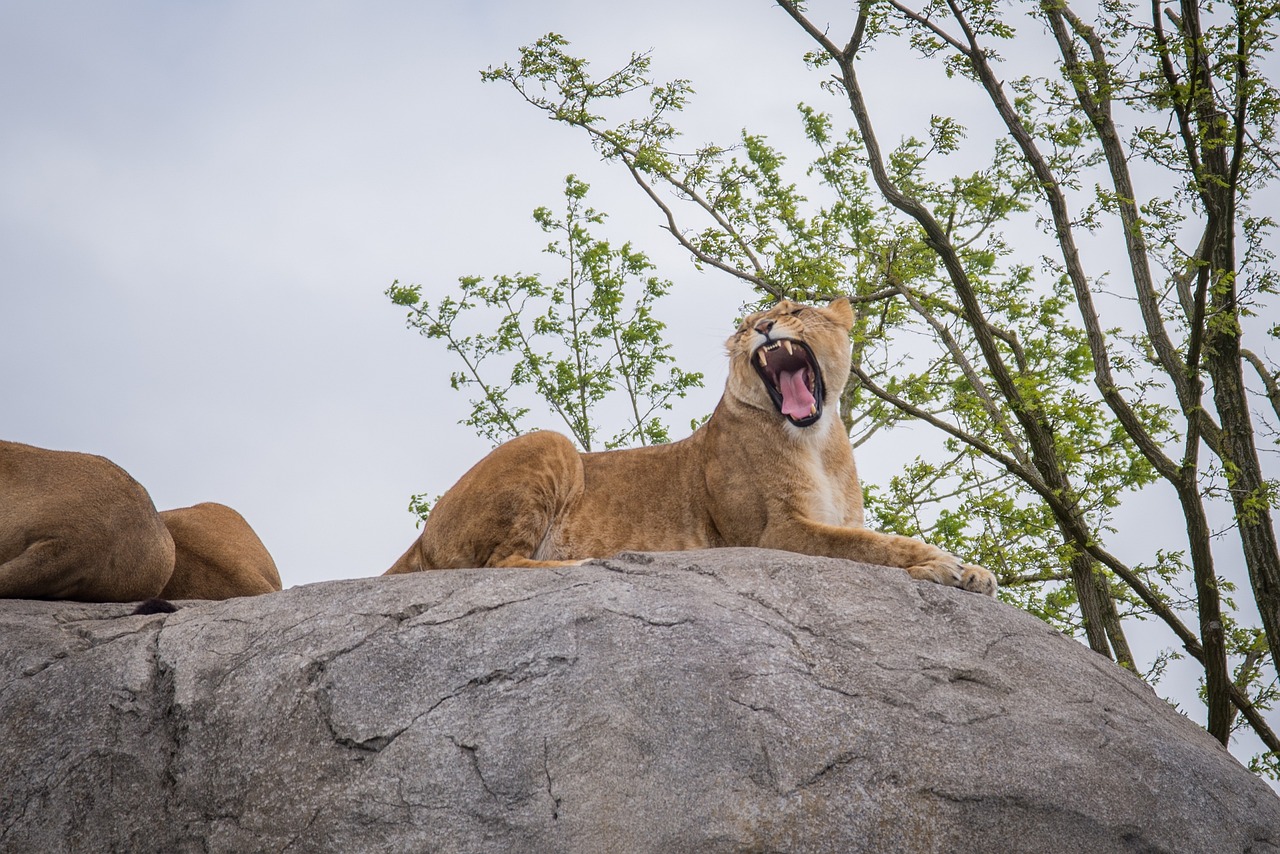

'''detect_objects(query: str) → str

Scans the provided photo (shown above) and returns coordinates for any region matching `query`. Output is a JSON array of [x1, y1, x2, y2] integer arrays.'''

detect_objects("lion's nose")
[[755, 319, 775, 335]]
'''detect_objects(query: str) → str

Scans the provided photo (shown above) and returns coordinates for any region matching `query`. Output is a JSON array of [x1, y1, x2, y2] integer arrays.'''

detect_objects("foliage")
[[474, 0, 1280, 775], [389, 174, 703, 458]]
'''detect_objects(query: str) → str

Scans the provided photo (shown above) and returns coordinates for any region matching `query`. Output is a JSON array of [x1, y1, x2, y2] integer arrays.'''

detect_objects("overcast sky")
[[2, 1, 824, 582], [3, 1, 1276, 775]]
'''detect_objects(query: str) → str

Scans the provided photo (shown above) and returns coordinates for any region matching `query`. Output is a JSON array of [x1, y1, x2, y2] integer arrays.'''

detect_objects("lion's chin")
[[751, 339, 826, 428]]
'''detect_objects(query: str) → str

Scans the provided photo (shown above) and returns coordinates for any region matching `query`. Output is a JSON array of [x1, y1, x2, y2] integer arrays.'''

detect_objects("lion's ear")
[[825, 297, 855, 330]]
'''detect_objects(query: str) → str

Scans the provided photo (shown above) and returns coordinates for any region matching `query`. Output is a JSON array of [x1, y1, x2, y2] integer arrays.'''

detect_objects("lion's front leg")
[[761, 518, 998, 596], [906, 552, 999, 596]]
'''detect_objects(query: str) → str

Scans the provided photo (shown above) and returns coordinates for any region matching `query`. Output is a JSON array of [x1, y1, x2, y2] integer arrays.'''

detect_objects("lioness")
[[159, 502, 283, 600], [0, 440, 175, 601], [387, 298, 996, 595]]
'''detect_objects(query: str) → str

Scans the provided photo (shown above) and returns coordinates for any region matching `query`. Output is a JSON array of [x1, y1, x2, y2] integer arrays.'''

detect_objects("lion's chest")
[[801, 461, 850, 525], [791, 444, 857, 527]]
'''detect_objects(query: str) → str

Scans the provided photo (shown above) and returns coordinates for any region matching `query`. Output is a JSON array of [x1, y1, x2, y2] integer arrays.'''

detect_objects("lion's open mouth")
[[752, 339, 825, 427]]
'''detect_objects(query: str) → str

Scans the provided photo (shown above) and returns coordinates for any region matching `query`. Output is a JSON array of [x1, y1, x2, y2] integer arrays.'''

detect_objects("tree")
[[474, 0, 1280, 775], [389, 174, 703, 455]]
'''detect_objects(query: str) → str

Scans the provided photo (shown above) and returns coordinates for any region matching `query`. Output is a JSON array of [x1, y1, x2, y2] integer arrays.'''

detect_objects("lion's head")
[[725, 297, 855, 428]]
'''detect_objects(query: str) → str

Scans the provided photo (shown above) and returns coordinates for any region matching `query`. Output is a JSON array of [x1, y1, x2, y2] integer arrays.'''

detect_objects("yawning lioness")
[[387, 298, 997, 595]]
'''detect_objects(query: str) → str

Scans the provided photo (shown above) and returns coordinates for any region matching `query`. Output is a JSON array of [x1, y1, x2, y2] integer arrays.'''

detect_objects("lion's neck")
[[693, 388, 864, 527]]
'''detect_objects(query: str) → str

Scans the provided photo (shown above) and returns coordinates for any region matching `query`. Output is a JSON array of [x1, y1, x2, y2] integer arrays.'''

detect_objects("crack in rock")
[[542, 737, 561, 821], [601, 607, 692, 628]]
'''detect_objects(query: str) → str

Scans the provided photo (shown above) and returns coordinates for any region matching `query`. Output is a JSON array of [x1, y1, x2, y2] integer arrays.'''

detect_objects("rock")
[[1, 548, 1276, 853]]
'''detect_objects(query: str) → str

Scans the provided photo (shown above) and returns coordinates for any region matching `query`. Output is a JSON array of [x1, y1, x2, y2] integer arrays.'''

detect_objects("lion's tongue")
[[779, 368, 815, 419]]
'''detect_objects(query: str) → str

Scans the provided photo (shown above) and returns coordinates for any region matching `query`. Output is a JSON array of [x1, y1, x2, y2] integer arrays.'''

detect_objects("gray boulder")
[[2, 548, 1276, 853]]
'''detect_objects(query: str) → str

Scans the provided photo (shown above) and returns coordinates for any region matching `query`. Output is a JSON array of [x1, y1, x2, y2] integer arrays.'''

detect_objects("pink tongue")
[[779, 368, 816, 419]]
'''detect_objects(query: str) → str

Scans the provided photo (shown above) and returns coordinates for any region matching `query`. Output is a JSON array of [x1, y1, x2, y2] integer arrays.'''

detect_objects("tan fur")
[[159, 502, 283, 600], [0, 440, 175, 601], [387, 298, 997, 596]]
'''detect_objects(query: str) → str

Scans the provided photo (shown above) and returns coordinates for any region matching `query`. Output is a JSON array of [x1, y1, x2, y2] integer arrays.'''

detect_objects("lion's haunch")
[[0, 441, 175, 602]]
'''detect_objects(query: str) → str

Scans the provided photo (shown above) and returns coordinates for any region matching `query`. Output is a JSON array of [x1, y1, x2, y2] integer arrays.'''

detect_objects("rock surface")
[[1, 548, 1277, 853]]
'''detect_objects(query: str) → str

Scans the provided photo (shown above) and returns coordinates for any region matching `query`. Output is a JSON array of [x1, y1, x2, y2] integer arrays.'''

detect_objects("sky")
[[3, 2, 1277, 775], [2, 0, 816, 581]]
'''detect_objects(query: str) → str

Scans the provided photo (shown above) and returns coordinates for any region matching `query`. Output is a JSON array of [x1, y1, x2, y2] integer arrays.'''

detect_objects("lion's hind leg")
[[411, 431, 586, 571], [0, 535, 170, 602], [0, 538, 76, 599]]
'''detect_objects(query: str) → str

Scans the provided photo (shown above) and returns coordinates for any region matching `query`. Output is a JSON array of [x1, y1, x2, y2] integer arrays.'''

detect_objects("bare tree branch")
[[1242, 348, 1280, 423]]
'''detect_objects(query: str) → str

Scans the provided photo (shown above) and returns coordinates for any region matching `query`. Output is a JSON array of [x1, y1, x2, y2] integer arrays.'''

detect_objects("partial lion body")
[[0, 440, 175, 601], [0, 441, 282, 603], [160, 502, 283, 600], [388, 430, 722, 573], [388, 299, 997, 596]]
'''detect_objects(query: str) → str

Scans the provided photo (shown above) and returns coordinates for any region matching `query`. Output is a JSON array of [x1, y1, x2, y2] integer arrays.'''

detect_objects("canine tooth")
[[809, 404, 818, 416], [757, 350, 768, 367], [783, 340, 794, 355]]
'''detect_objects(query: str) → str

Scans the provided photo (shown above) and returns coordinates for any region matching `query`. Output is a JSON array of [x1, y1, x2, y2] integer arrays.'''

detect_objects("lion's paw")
[[905, 550, 964, 587], [960, 563, 998, 596], [906, 550, 997, 596]]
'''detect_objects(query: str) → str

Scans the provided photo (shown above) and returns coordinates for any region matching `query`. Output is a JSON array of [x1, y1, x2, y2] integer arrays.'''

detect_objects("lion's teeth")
[[783, 341, 794, 355], [757, 350, 768, 367], [810, 404, 818, 416]]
